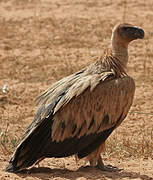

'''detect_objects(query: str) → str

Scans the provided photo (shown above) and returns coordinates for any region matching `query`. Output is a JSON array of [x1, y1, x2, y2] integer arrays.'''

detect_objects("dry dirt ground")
[[0, 0, 153, 179]]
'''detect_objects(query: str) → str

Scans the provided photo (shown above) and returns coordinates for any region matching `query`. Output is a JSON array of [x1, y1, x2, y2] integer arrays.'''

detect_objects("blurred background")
[[0, 0, 152, 179]]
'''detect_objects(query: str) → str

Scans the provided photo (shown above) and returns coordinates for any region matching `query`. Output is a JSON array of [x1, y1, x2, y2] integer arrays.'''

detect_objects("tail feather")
[[6, 162, 20, 173], [6, 93, 66, 173], [6, 117, 52, 172]]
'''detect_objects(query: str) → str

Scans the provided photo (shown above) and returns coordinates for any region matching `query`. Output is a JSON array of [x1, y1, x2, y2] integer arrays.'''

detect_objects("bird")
[[6, 23, 144, 173]]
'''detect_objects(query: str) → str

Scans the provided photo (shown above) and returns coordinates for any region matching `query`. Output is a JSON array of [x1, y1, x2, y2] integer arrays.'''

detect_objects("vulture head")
[[111, 23, 145, 48]]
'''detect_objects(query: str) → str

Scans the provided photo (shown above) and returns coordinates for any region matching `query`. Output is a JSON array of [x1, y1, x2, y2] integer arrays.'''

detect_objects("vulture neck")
[[111, 37, 129, 68]]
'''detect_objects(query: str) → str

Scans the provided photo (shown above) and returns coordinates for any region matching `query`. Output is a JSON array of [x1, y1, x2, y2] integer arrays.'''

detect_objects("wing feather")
[[35, 60, 135, 143], [51, 76, 135, 142]]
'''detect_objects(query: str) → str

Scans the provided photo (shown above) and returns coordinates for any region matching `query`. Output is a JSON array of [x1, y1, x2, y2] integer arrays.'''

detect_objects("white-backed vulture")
[[6, 23, 144, 173]]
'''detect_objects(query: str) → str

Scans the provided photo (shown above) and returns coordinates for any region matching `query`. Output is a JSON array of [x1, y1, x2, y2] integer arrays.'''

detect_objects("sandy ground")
[[0, 0, 153, 179]]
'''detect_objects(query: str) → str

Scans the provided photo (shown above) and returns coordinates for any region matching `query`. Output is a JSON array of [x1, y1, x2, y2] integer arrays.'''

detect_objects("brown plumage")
[[6, 23, 144, 173]]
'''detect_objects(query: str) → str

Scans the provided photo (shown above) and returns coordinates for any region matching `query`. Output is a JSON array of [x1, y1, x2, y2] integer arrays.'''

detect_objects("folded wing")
[[6, 68, 135, 172]]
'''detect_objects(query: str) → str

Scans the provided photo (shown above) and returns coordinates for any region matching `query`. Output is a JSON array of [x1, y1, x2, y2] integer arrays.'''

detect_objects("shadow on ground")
[[15, 166, 152, 180]]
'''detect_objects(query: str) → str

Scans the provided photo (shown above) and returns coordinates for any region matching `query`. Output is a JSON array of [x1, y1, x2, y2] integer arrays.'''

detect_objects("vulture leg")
[[96, 156, 122, 172]]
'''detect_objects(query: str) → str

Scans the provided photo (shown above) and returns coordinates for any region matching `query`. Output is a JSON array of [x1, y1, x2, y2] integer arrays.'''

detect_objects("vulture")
[[6, 23, 144, 173]]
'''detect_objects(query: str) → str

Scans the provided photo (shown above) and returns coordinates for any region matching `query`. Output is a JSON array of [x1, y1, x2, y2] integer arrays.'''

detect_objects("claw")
[[96, 156, 122, 172]]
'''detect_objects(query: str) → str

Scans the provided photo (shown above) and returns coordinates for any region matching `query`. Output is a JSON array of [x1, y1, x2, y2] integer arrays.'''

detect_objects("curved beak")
[[134, 27, 145, 39]]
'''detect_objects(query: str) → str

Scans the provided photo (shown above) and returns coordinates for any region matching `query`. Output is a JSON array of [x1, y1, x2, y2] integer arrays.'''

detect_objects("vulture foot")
[[96, 156, 122, 172]]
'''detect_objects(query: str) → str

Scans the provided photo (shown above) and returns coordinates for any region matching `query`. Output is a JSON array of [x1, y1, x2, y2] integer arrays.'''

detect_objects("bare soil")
[[0, 0, 153, 179]]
